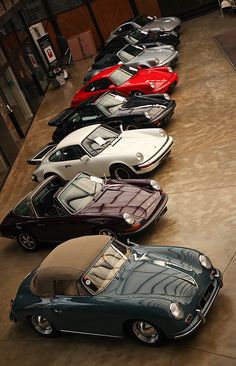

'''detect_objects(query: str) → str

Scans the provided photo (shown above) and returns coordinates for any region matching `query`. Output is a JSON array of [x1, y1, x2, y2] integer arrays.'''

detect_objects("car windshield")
[[109, 65, 138, 86], [134, 15, 153, 27], [95, 92, 127, 115], [82, 239, 131, 294], [128, 29, 147, 43], [118, 45, 143, 62], [58, 173, 103, 213], [82, 125, 120, 156]]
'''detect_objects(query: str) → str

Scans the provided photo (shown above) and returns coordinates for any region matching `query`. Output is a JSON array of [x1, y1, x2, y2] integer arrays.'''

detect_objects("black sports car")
[[49, 91, 176, 143], [0, 172, 168, 251], [95, 28, 180, 62]]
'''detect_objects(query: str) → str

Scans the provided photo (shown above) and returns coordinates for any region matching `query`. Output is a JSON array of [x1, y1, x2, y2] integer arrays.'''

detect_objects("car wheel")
[[131, 90, 144, 97], [17, 232, 39, 251], [110, 164, 135, 180], [98, 228, 117, 238], [131, 320, 164, 346], [29, 315, 57, 337], [124, 122, 141, 130]]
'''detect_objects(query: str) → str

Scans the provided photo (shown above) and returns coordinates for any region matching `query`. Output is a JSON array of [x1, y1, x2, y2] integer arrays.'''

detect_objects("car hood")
[[80, 182, 162, 219], [127, 67, 173, 86], [143, 18, 180, 32], [113, 104, 166, 118], [104, 247, 202, 304], [111, 95, 169, 118], [103, 131, 169, 160], [125, 46, 176, 65]]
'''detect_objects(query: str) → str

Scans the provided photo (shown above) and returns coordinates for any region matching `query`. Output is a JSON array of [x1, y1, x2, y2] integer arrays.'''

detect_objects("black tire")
[[110, 164, 135, 180], [131, 90, 144, 97], [131, 320, 165, 346], [124, 122, 141, 131], [16, 231, 39, 251], [97, 228, 117, 238], [29, 315, 57, 337]]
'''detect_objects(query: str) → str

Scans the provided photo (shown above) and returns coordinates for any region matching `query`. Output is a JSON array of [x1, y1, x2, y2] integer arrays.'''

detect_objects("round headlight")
[[167, 66, 173, 73], [136, 152, 144, 161], [150, 180, 160, 191], [144, 111, 151, 119], [170, 303, 184, 320], [123, 212, 135, 225], [149, 82, 155, 89], [158, 128, 166, 137], [199, 254, 212, 269], [163, 93, 170, 100]]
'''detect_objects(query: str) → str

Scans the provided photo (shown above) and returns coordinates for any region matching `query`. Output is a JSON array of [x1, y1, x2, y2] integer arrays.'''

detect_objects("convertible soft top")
[[30, 235, 111, 297]]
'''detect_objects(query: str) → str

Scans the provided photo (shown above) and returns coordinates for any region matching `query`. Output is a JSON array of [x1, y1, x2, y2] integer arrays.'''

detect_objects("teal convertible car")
[[10, 235, 223, 346]]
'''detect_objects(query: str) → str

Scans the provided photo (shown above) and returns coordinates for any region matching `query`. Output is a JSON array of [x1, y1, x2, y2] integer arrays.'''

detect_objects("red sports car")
[[71, 64, 178, 107]]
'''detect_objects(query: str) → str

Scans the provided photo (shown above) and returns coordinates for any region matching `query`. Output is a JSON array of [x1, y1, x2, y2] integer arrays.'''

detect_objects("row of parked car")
[[1, 14, 222, 347]]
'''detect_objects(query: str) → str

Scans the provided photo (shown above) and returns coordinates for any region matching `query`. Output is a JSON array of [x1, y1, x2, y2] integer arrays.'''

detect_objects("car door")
[[48, 145, 88, 180], [51, 285, 114, 335], [31, 215, 94, 243]]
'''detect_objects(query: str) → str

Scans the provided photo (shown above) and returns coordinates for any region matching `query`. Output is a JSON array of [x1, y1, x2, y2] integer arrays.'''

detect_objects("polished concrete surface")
[[0, 11, 236, 366]]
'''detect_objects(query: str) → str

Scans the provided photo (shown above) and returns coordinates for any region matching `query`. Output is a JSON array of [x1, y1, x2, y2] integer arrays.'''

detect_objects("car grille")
[[198, 283, 215, 310]]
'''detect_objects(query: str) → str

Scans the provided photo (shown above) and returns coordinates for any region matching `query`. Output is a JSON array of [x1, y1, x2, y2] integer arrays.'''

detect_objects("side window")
[[85, 81, 96, 92], [114, 23, 134, 35], [85, 79, 112, 92], [50, 146, 83, 162], [81, 106, 102, 120]]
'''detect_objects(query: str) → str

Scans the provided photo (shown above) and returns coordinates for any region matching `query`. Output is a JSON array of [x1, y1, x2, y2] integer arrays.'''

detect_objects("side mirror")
[[81, 155, 89, 163]]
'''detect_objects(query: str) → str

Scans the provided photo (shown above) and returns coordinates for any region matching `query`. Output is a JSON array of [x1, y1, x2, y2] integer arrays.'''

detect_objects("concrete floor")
[[0, 10, 236, 366]]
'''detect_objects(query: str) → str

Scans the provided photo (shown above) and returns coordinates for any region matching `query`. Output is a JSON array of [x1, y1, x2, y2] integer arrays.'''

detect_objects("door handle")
[[37, 223, 45, 227], [65, 164, 71, 168], [53, 309, 62, 313]]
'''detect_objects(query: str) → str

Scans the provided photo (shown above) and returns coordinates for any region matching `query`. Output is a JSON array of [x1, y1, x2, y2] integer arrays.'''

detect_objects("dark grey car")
[[106, 15, 181, 44], [84, 44, 178, 83]]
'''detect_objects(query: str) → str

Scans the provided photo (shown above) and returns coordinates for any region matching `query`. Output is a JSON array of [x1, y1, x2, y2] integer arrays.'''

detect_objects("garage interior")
[[0, 4, 236, 366]]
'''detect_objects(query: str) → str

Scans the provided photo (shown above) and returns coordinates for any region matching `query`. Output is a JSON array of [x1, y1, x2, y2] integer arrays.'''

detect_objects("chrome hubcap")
[[133, 321, 159, 344], [31, 316, 53, 335], [19, 233, 36, 250]]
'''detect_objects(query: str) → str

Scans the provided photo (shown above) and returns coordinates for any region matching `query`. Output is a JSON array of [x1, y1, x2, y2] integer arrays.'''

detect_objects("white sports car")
[[29, 125, 173, 182]]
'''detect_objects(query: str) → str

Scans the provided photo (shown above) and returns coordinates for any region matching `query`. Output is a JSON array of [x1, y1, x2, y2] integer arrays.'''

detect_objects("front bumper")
[[120, 194, 168, 237], [133, 136, 173, 174], [173, 269, 223, 339]]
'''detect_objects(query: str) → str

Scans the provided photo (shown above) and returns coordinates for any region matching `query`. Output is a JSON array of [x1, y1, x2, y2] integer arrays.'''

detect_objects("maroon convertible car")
[[0, 172, 168, 251]]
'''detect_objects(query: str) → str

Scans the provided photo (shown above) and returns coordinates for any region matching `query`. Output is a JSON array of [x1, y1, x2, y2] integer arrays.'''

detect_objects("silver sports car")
[[106, 15, 181, 44], [84, 44, 178, 83]]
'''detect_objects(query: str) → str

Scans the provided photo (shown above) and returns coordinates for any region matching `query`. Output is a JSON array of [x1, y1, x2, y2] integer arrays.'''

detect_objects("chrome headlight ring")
[[136, 152, 144, 161], [150, 180, 160, 191], [123, 212, 135, 225], [199, 254, 212, 269], [170, 302, 184, 320], [157, 128, 167, 137]]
